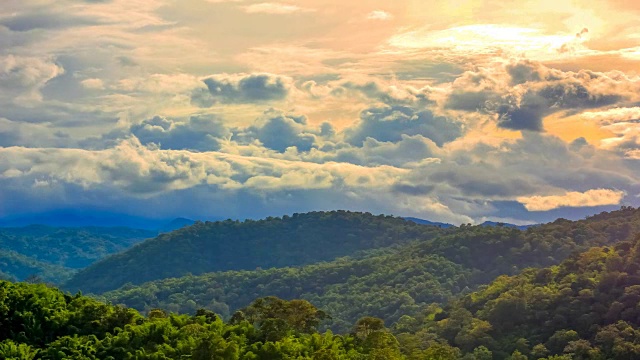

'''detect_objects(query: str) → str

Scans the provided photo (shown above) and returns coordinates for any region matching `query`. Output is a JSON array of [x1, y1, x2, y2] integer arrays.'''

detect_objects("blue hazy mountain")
[[403, 217, 454, 228], [0, 210, 201, 230], [479, 220, 536, 230]]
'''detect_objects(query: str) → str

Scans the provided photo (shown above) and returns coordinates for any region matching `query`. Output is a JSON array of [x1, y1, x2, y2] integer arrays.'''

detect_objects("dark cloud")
[[346, 105, 463, 146], [195, 73, 290, 105], [506, 61, 545, 85], [130, 115, 231, 151], [496, 81, 622, 131], [0, 12, 101, 32], [391, 183, 434, 195], [238, 110, 317, 152], [446, 61, 631, 132]]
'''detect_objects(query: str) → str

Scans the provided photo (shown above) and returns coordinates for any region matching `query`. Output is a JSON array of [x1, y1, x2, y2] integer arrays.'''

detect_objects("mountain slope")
[[103, 207, 640, 333], [0, 225, 155, 269], [103, 249, 469, 332], [65, 211, 450, 293], [0, 249, 74, 283], [0, 225, 155, 282], [404, 235, 640, 359]]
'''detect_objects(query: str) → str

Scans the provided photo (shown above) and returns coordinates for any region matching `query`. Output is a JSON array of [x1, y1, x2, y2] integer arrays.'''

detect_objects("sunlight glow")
[[389, 24, 584, 60]]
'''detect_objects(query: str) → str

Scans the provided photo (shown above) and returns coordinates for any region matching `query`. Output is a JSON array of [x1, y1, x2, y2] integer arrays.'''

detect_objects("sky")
[[1, 0, 640, 225]]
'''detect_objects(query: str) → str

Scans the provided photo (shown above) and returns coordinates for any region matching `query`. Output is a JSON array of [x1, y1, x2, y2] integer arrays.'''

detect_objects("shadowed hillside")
[[65, 211, 450, 293]]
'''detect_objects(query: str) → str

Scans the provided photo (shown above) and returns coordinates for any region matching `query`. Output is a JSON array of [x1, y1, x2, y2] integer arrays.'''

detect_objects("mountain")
[[103, 207, 640, 333], [0, 225, 155, 282], [402, 235, 640, 359], [0, 249, 74, 283], [479, 220, 536, 230], [0, 209, 170, 229], [403, 217, 455, 228], [64, 211, 450, 293]]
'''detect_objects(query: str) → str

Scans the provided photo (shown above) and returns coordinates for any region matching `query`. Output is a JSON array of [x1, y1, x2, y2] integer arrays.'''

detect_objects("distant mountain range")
[[0, 210, 200, 231], [403, 217, 535, 230], [402, 217, 455, 228]]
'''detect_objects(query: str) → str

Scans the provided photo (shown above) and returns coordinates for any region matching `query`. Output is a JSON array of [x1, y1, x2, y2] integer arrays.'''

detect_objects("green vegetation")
[[7, 207, 640, 358], [103, 250, 468, 333], [102, 207, 640, 333], [0, 249, 73, 283], [399, 234, 640, 359], [0, 225, 154, 282], [65, 211, 450, 293], [0, 280, 398, 359]]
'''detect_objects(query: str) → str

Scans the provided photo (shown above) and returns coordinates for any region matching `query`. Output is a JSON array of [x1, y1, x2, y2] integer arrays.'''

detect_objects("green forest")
[[3, 207, 640, 358], [0, 226, 155, 283]]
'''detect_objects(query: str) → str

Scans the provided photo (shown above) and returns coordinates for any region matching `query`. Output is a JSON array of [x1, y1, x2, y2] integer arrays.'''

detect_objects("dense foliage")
[[0, 225, 155, 268], [103, 250, 468, 333], [0, 280, 403, 359], [65, 211, 450, 293], [103, 207, 640, 334], [0, 225, 154, 283], [0, 250, 73, 283], [398, 234, 640, 359]]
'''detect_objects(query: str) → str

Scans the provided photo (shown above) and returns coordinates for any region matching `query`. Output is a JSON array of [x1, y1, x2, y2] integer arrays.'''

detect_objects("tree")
[[353, 317, 385, 340]]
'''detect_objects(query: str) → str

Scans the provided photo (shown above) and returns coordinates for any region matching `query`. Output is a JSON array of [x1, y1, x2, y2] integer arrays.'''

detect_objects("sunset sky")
[[1, 0, 640, 224]]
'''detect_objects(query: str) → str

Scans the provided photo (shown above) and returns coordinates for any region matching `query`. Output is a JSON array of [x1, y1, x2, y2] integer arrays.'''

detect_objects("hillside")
[[0, 280, 391, 359], [103, 207, 640, 333], [0, 225, 155, 282], [399, 235, 640, 359], [0, 250, 74, 283], [103, 248, 469, 332], [65, 211, 450, 293]]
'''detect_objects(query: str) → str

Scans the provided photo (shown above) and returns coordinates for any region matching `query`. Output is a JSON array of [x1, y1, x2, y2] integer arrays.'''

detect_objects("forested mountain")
[[103, 207, 640, 334], [103, 249, 468, 333], [397, 234, 640, 359], [0, 250, 73, 283], [65, 211, 451, 293], [0, 225, 155, 282], [0, 281, 394, 359]]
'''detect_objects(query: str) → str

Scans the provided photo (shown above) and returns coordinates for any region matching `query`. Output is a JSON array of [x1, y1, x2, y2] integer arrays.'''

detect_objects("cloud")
[[517, 188, 625, 211], [0, 11, 102, 32], [445, 61, 637, 132], [80, 78, 105, 90], [0, 118, 71, 148], [242, 3, 314, 14], [580, 107, 640, 125], [0, 55, 64, 103], [237, 110, 317, 152], [345, 105, 463, 147], [367, 10, 393, 21], [130, 115, 232, 151], [196, 73, 291, 105]]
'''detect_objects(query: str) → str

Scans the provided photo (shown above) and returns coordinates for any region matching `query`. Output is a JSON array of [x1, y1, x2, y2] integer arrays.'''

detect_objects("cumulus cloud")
[[130, 115, 232, 151], [195, 73, 291, 105], [242, 3, 314, 14], [446, 60, 637, 132], [517, 189, 625, 211], [237, 110, 317, 152], [345, 105, 463, 147]]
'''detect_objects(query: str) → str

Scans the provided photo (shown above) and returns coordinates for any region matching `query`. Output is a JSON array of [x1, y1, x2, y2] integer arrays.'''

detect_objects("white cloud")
[[367, 10, 392, 21], [517, 189, 625, 211], [242, 3, 315, 14], [81, 78, 105, 90]]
